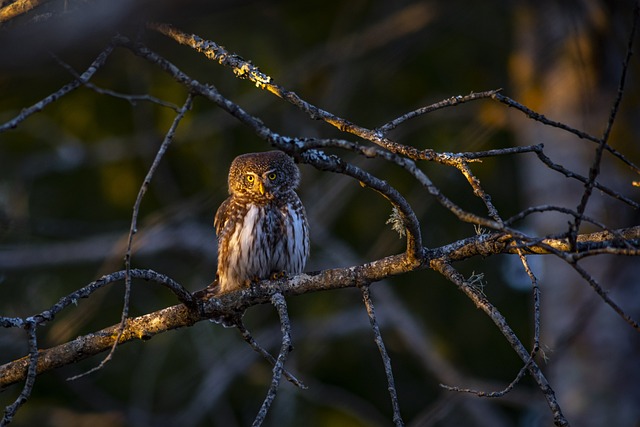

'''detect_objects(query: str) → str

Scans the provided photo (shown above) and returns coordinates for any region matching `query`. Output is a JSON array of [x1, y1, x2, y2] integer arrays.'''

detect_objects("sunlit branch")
[[0, 0, 50, 24], [3, 225, 637, 391], [146, 23, 496, 170], [114, 35, 424, 261], [65, 94, 195, 381]]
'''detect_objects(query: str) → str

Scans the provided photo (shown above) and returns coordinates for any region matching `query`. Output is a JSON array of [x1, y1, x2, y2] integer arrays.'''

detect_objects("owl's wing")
[[214, 197, 233, 237]]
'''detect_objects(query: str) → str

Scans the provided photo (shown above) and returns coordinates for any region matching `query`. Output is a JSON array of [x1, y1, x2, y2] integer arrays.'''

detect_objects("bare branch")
[[377, 90, 502, 134], [533, 149, 639, 210], [440, 248, 542, 399], [0, 42, 116, 133], [568, 262, 639, 332], [0, 0, 51, 24], [1, 321, 38, 427], [146, 23, 500, 171], [235, 321, 306, 389], [571, 1, 640, 244], [491, 92, 640, 174], [1, 303, 201, 390], [51, 53, 182, 111], [1, 9, 638, 426], [3, 225, 636, 390], [360, 285, 404, 427], [64, 94, 194, 379], [252, 293, 293, 427], [430, 260, 569, 427]]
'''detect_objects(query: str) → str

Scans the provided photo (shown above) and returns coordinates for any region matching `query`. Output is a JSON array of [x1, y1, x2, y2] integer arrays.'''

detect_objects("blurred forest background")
[[1, 0, 639, 426]]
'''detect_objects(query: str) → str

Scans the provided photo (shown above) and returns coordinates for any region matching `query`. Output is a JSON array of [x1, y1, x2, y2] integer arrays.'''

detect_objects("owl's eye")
[[246, 174, 255, 183], [267, 172, 277, 180]]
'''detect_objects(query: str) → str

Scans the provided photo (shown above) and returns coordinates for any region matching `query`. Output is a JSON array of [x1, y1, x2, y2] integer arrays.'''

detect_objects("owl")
[[214, 151, 310, 294]]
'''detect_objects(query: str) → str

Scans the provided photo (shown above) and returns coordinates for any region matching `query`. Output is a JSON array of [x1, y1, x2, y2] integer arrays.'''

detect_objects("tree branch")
[[430, 260, 569, 427], [0, 42, 116, 133], [252, 293, 293, 427], [2, 226, 637, 391], [360, 285, 404, 427], [0, 0, 50, 24]]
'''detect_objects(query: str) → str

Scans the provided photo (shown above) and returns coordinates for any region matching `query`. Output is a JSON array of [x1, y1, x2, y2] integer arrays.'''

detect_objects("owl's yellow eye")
[[246, 174, 255, 183], [268, 172, 277, 180]]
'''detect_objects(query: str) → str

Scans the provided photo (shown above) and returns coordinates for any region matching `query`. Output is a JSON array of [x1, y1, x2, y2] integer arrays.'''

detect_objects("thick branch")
[[0, 0, 50, 24], [2, 225, 638, 389], [1, 304, 201, 390]]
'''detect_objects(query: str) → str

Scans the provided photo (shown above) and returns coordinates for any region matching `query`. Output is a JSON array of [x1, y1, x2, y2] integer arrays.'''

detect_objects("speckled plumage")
[[214, 151, 309, 294]]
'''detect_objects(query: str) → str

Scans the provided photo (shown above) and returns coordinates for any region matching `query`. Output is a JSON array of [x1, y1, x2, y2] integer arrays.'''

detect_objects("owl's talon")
[[270, 271, 287, 280]]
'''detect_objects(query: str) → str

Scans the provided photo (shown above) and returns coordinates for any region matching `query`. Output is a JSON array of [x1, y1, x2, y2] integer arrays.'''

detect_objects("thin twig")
[[458, 144, 544, 159], [1, 321, 38, 427], [431, 261, 569, 427], [90, 93, 194, 377], [66, 94, 194, 381], [50, 53, 182, 112], [440, 249, 541, 400], [360, 285, 404, 427], [146, 23, 498, 168], [442, 248, 542, 399], [534, 149, 639, 209], [571, 1, 640, 244], [0, 42, 116, 133], [491, 92, 640, 174], [377, 90, 502, 134], [453, 160, 503, 225], [235, 320, 307, 389], [568, 261, 639, 332], [252, 293, 293, 427]]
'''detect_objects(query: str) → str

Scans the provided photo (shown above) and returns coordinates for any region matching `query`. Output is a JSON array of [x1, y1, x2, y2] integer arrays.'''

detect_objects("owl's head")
[[228, 151, 300, 199]]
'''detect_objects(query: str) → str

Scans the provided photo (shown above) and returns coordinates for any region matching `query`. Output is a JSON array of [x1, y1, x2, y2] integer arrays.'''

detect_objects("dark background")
[[1, 1, 639, 426]]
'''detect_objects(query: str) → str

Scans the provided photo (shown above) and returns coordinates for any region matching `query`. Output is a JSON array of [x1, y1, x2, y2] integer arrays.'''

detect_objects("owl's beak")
[[258, 181, 265, 195]]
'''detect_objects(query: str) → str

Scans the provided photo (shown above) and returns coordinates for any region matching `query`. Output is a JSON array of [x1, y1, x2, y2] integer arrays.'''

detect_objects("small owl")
[[214, 151, 310, 294]]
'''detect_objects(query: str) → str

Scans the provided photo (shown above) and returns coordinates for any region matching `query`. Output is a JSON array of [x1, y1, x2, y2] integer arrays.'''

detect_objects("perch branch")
[[3, 226, 637, 390]]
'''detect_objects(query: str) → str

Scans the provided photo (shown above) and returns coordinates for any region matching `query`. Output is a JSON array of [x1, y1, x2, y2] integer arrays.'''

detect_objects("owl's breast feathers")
[[214, 191, 309, 293]]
